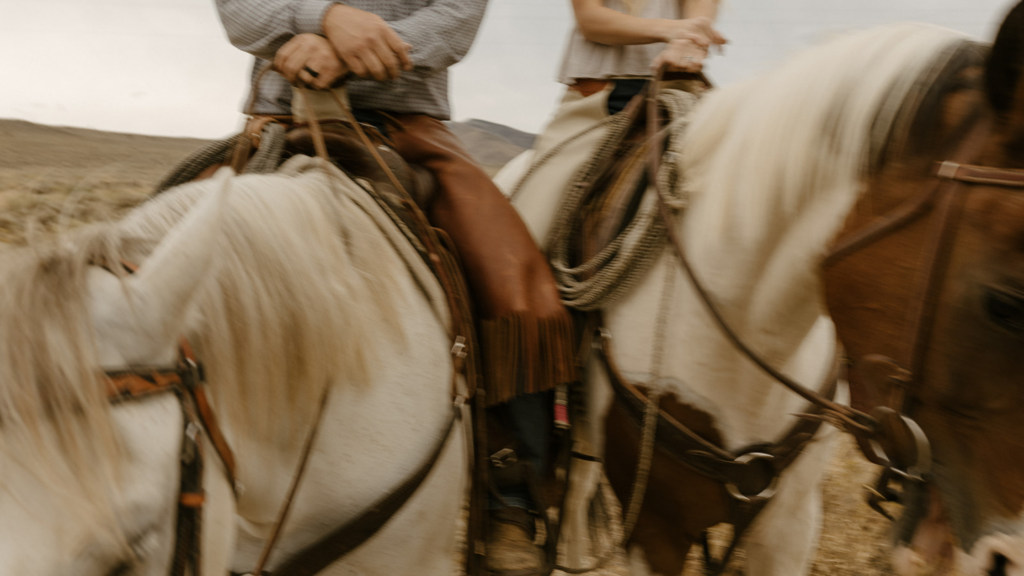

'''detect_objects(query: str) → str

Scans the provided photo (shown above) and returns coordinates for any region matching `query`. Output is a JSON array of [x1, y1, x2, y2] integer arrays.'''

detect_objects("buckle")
[[936, 161, 960, 179], [450, 336, 467, 360], [489, 448, 518, 469], [180, 357, 204, 389]]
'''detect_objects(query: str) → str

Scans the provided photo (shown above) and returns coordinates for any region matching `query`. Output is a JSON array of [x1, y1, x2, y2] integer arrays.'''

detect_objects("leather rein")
[[629, 68, 1021, 528], [572, 72, 843, 575], [821, 114, 1024, 516], [232, 85, 472, 576]]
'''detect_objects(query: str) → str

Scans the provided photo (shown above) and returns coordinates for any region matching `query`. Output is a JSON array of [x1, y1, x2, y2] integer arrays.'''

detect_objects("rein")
[[821, 114, 1024, 517], [231, 85, 474, 576], [566, 70, 843, 575], [637, 58, 1017, 537]]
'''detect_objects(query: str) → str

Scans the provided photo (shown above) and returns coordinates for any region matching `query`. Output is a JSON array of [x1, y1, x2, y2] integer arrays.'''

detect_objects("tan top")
[[558, 0, 683, 84]]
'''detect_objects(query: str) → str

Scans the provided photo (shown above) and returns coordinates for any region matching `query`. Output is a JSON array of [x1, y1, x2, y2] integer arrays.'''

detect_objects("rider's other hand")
[[666, 16, 727, 48], [274, 34, 348, 89], [322, 4, 413, 82], [651, 38, 709, 73]]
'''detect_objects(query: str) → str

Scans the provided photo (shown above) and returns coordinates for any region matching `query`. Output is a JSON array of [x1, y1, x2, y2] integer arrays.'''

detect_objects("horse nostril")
[[988, 552, 1009, 576]]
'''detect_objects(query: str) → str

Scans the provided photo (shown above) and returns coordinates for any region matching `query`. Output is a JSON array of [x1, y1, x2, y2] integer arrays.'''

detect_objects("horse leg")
[[626, 513, 696, 576], [740, 424, 841, 576]]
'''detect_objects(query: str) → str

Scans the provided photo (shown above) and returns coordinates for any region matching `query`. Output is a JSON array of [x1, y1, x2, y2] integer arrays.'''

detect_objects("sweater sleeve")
[[387, 0, 488, 72], [215, 0, 339, 60]]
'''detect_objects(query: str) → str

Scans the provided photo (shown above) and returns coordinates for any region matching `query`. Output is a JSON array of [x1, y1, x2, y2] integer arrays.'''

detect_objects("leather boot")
[[386, 114, 577, 406], [486, 507, 544, 573]]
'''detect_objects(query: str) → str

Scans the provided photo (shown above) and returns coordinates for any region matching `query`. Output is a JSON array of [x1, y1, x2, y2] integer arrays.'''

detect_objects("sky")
[[0, 0, 1015, 140]]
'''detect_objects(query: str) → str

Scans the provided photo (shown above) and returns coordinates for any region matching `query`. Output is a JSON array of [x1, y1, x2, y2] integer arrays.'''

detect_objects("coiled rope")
[[537, 88, 699, 311]]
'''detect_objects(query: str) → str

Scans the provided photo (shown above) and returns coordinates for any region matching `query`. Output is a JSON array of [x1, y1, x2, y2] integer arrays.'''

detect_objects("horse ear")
[[986, 2, 1024, 120], [128, 169, 230, 336]]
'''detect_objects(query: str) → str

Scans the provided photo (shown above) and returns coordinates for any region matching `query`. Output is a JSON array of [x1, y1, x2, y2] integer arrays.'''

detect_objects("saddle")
[[154, 115, 479, 397], [283, 119, 437, 210]]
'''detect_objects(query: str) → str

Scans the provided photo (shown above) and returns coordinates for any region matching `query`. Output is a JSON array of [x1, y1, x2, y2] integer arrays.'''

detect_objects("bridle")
[[592, 70, 1023, 572], [821, 112, 1024, 515], [98, 259, 237, 576], [100, 247, 468, 576], [650, 87, 1023, 521], [105, 342, 236, 576]]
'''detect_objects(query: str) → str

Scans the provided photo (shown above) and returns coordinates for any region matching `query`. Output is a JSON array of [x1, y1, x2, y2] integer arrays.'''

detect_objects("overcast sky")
[[0, 0, 1015, 140]]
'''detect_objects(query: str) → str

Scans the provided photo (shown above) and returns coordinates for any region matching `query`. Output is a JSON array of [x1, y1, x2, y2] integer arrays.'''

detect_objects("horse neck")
[[616, 190, 849, 450]]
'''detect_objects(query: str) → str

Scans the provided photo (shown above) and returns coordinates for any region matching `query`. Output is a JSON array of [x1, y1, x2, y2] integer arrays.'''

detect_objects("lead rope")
[[619, 250, 676, 539]]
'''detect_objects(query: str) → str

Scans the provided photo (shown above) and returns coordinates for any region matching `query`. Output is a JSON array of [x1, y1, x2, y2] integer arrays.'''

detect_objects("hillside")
[[0, 118, 529, 243]]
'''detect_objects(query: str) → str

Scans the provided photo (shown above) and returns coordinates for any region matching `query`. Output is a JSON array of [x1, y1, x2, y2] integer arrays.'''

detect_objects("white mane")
[[0, 158, 401, 515], [679, 23, 972, 345], [119, 159, 401, 439]]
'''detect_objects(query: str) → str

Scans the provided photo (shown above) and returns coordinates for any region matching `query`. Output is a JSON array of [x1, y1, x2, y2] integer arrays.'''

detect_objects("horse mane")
[[0, 226, 127, 525], [680, 23, 981, 316], [0, 158, 400, 515], [119, 160, 400, 441]]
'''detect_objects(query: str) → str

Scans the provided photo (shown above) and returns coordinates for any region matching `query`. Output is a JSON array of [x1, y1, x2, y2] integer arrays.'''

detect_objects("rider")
[[215, 1, 578, 572], [486, 0, 725, 570]]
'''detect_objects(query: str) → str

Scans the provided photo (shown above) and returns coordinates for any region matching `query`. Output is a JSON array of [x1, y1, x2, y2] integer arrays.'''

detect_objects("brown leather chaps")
[[387, 114, 576, 405]]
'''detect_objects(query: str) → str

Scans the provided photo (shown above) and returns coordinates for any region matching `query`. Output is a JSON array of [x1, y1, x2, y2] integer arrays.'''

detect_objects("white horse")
[[0, 156, 469, 575], [499, 23, 975, 576], [0, 178, 235, 575]]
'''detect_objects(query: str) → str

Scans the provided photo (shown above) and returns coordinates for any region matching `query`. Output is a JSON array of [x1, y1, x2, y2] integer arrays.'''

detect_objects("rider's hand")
[[651, 38, 710, 73], [665, 16, 727, 47], [274, 34, 349, 89], [652, 17, 726, 73], [322, 4, 413, 82]]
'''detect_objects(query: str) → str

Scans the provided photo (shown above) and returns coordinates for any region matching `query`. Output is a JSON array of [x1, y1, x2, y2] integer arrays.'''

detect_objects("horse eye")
[[985, 288, 1024, 333]]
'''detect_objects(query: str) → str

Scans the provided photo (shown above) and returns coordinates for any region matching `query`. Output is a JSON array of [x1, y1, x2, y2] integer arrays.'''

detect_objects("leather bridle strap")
[[247, 385, 332, 576], [97, 256, 238, 576], [933, 159, 1024, 186], [243, 405, 460, 576], [179, 337, 238, 494], [100, 258, 238, 491], [104, 357, 209, 576]]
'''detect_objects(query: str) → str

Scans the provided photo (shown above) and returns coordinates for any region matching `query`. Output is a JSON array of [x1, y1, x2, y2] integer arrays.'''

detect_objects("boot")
[[486, 507, 544, 573]]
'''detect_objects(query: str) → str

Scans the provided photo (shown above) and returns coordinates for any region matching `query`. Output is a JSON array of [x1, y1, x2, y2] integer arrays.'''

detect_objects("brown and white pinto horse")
[[826, 3, 1024, 575], [506, 6, 1024, 576]]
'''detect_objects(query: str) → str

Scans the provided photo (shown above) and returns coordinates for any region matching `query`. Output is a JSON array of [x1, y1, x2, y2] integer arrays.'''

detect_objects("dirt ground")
[[0, 119, 905, 575]]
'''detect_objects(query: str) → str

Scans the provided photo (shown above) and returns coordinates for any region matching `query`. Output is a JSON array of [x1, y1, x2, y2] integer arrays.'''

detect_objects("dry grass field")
[[0, 118, 903, 575]]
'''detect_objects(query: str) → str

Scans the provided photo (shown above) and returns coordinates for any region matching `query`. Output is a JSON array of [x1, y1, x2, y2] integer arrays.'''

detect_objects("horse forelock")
[[0, 225, 127, 525], [679, 23, 975, 311]]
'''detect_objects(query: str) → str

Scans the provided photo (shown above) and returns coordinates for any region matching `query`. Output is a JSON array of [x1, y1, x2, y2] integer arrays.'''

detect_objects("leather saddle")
[[282, 119, 437, 211]]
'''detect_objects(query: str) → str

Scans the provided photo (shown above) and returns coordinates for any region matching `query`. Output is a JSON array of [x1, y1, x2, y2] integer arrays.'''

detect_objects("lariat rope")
[[552, 86, 696, 575], [533, 89, 699, 311], [619, 247, 677, 541]]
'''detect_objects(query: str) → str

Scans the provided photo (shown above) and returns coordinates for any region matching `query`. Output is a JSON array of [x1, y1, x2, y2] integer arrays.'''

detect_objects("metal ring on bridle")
[[724, 452, 779, 503], [867, 414, 933, 484]]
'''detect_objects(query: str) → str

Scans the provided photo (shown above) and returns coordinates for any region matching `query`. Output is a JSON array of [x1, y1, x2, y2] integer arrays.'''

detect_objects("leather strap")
[[597, 318, 838, 488], [934, 160, 1024, 187], [262, 407, 460, 576], [179, 337, 238, 492]]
